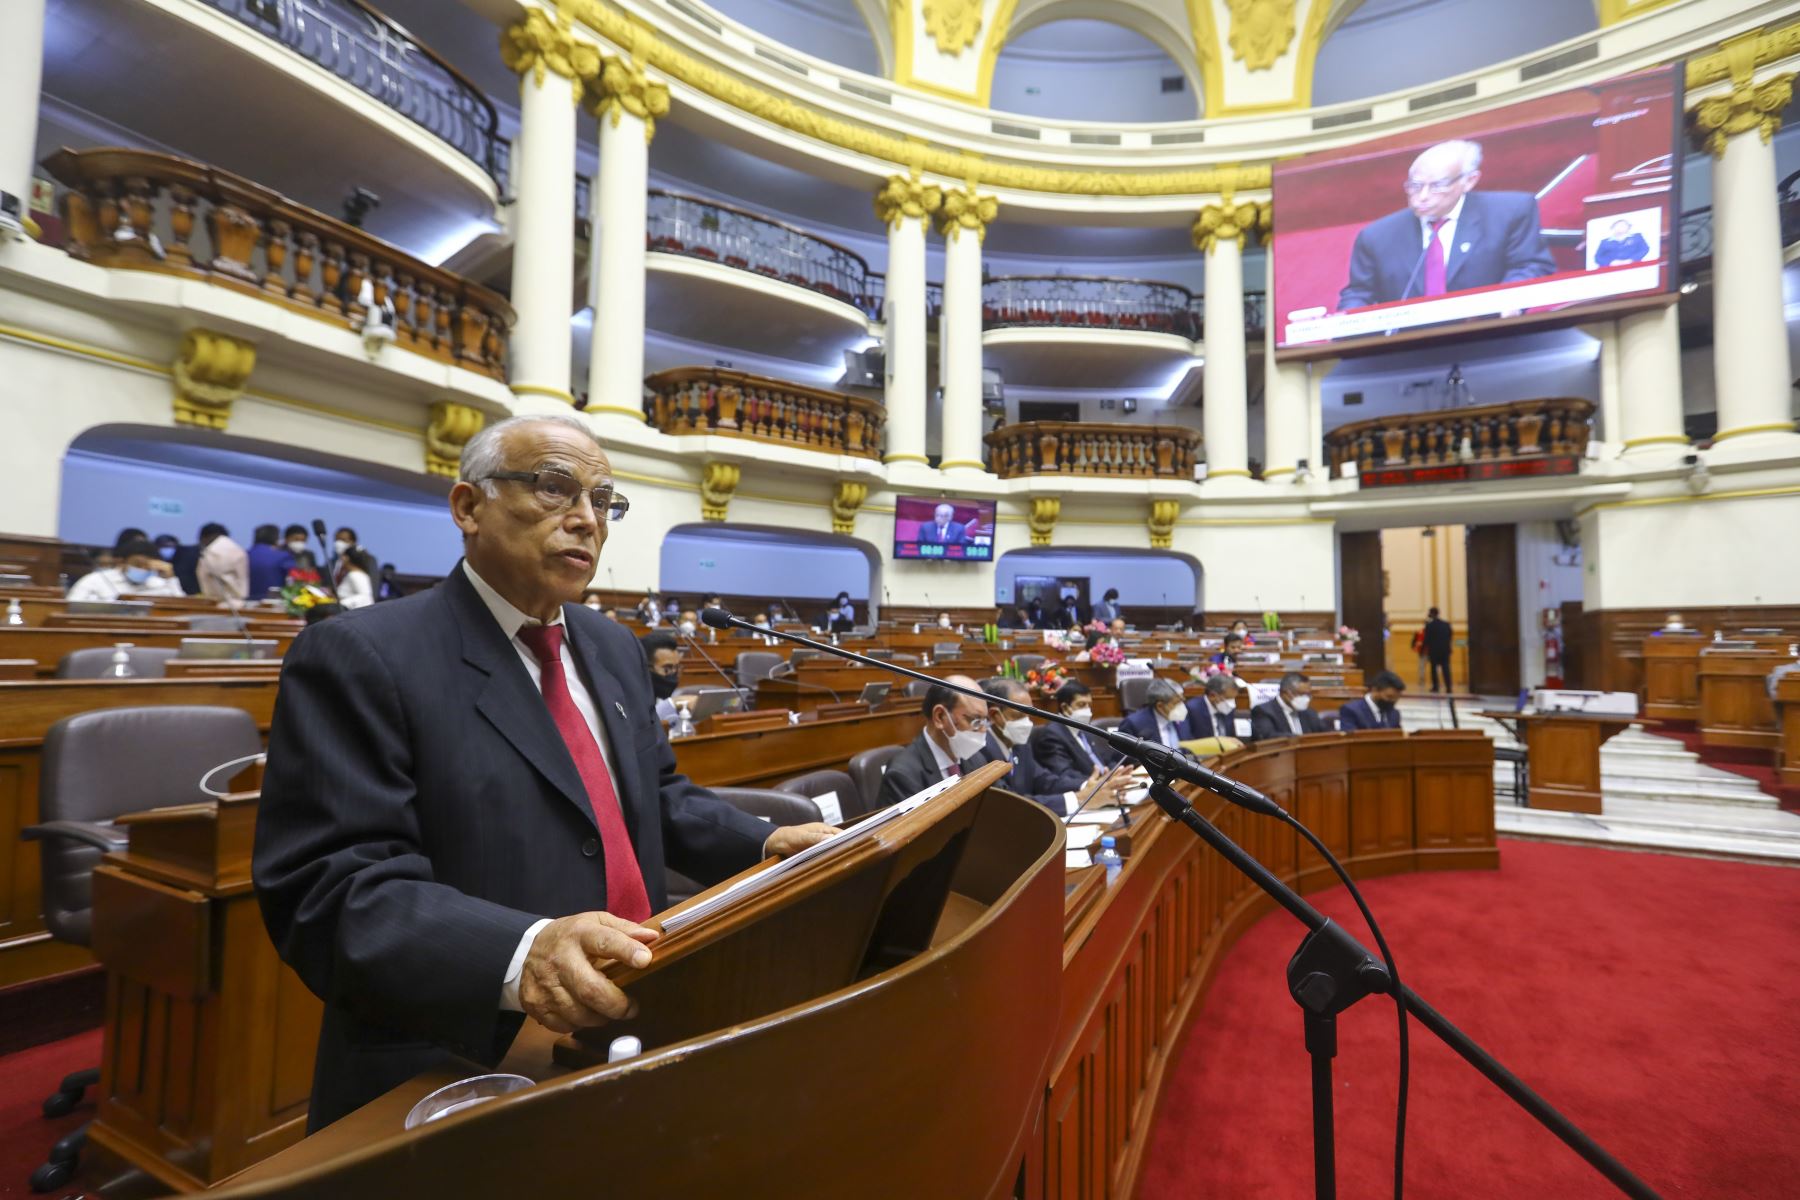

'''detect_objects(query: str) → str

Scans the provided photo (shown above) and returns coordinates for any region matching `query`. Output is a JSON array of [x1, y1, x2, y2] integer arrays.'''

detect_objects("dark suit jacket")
[[1249, 699, 1326, 740], [1026, 721, 1120, 794], [876, 729, 975, 810], [1337, 697, 1402, 732], [918, 520, 968, 544], [1594, 233, 1648, 266], [1181, 698, 1241, 740], [1338, 191, 1555, 310], [1423, 618, 1454, 660], [1120, 706, 1198, 747], [975, 734, 1070, 814], [252, 564, 773, 1129]]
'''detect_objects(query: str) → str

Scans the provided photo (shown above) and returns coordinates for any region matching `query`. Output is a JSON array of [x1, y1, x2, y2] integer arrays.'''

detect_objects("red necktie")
[[516, 624, 651, 922], [944, 762, 961, 778], [1423, 219, 1448, 296]]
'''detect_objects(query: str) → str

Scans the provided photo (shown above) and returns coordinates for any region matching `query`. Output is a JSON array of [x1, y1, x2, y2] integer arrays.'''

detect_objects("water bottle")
[[106, 643, 136, 679], [4, 598, 23, 626], [1095, 835, 1123, 884]]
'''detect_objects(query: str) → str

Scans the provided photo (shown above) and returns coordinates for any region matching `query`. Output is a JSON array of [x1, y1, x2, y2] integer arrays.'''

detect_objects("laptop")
[[857, 682, 891, 706], [178, 637, 279, 660], [684, 688, 744, 723]]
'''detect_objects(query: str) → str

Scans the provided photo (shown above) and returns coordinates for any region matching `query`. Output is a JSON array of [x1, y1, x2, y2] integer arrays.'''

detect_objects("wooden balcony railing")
[[985, 421, 1202, 479], [645, 368, 885, 459], [43, 148, 514, 381], [1324, 398, 1596, 475]]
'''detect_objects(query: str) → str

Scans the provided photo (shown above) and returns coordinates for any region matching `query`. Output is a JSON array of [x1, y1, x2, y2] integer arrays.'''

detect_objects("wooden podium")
[[202, 761, 1066, 1200], [1483, 711, 1630, 813]]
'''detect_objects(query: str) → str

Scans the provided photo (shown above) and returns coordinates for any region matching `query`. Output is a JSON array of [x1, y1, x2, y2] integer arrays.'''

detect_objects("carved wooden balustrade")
[[984, 421, 1202, 479], [43, 148, 514, 382], [645, 368, 885, 459], [1324, 397, 1596, 475]]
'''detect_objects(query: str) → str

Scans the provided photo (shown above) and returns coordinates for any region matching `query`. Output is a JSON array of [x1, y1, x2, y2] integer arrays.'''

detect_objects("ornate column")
[[584, 56, 669, 426], [1307, 357, 1338, 477], [1261, 221, 1310, 479], [1695, 63, 1798, 447], [1193, 197, 1265, 481], [500, 10, 594, 406], [874, 175, 941, 465], [0, 0, 46, 237], [1616, 304, 1687, 456], [934, 184, 998, 473]]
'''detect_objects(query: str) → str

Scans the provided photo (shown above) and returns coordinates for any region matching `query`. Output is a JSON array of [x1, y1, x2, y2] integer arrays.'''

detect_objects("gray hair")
[[1146, 677, 1183, 706], [459, 413, 604, 496], [1203, 672, 1238, 697], [1423, 138, 1483, 176], [1280, 671, 1310, 695]]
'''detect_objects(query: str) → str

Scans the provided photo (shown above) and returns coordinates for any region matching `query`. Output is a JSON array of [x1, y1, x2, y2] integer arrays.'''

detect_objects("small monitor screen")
[[893, 496, 996, 561]]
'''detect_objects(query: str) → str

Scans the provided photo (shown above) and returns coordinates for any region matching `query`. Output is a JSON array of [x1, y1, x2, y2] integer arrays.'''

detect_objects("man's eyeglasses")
[[1402, 174, 1468, 197], [478, 468, 630, 522]]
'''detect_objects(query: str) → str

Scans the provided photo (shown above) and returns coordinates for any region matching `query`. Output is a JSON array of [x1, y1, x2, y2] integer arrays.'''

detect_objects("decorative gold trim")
[[700, 459, 741, 520], [830, 479, 869, 533], [1577, 483, 1800, 517], [1619, 434, 1690, 449], [172, 330, 256, 431], [922, 0, 982, 56], [557, 0, 1267, 197], [874, 173, 943, 229], [586, 404, 649, 421], [582, 54, 671, 143], [1262, 465, 1296, 476], [1692, 70, 1793, 156], [425, 401, 486, 478], [511, 384, 577, 403], [502, 8, 601, 104], [1226, 0, 1297, 72], [1148, 498, 1180, 548], [1687, 21, 1800, 91], [1206, 468, 1254, 478], [884, 453, 931, 464], [934, 184, 999, 242], [1027, 495, 1059, 546], [1192, 194, 1268, 252], [938, 458, 989, 469], [1711, 421, 1799, 442], [1597, 0, 1678, 26]]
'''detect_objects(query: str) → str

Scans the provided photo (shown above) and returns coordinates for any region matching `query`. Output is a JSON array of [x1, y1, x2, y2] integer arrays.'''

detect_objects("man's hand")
[[763, 822, 840, 858], [1079, 765, 1130, 808], [519, 912, 659, 1035]]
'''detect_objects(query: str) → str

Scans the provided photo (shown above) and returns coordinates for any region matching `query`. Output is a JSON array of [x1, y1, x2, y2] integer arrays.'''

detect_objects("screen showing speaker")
[[1271, 63, 1683, 355], [893, 496, 996, 561]]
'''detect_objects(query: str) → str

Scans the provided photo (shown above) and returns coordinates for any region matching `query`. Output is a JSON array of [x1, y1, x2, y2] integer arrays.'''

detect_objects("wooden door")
[[1465, 525, 1520, 696], [1559, 600, 1586, 689], [1339, 530, 1386, 676]]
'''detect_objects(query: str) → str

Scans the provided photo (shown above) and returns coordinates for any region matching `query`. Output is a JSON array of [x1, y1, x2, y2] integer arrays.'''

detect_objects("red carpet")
[[1648, 724, 1800, 813], [0, 1030, 99, 1199], [1139, 840, 1800, 1199]]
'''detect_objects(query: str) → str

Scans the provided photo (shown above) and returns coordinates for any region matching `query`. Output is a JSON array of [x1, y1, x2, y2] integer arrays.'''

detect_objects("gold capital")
[[700, 460, 741, 522], [1687, 23, 1800, 91], [1027, 496, 1060, 547], [1227, 0, 1298, 72], [1192, 196, 1267, 253], [874, 174, 943, 229], [923, 0, 983, 56], [830, 480, 868, 534], [1693, 72, 1793, 157], [172, 330, 256, 430], [582, 55, 672, 143], [501, 9, 600, 102], [425, 402, 487, 479], [1148, 499, 1180, 549], [935, 184, 999, 242]]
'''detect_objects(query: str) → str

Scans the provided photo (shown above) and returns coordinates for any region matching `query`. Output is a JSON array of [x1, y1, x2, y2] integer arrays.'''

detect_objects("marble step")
[[1495, 805, 1800, 864], [1593, 777, 1777, 808]]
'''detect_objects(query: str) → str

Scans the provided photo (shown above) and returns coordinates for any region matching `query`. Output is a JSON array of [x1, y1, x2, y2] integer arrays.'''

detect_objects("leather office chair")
[[775, 769, 861, 821], [932, 641, 961, 659], [1118, 675, 1153, 713], [1012, 654, 1048, 674], [22, 705, 262, 1192], [903, 680, 932, 699], [713, 788, 822, 826], [734, 651, 783, 689], [55, 645, 180, 679], [847, 745, 906, 813], [186, 615, 249, 632]]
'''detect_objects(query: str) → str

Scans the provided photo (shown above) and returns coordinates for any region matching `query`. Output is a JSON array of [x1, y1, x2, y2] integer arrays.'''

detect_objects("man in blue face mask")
[[67, 537, 186, 602]]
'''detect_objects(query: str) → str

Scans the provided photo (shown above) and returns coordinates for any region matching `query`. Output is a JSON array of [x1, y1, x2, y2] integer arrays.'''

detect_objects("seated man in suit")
[[1251, 671, 1326, 740], [1337, 670, 1407, 732], [1121, 678, 1201, 749], [979, 677, 1126, 815], [1027, 681, 1122, 793], [1185, 673, 1247, 741], [253, 413, 839, 1129], [1593, 217, 1650, 266], [877, 675, 990, 809], [1338, 139, 1555, 311], [917, 503, 968, 545]]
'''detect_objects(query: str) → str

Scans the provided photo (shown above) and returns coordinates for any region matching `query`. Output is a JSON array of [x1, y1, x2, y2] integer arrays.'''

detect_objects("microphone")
[[220, 591, 260, 658], [1397, 234, 1434, 304], [310, 519, 339, 599], [699, 607, 1282, 819], [680, 628, 743, 700], [1063, 757, 1131, 827]]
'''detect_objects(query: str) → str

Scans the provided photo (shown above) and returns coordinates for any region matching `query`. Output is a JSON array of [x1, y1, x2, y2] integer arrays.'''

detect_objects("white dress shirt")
[[1153, 710, 1184, 749], [1419, 196, 1467, 266], [462, 561, 626, 1012], [66, 567, 185, 602], [335, 568, 375, 610], [1276, 697, 1304, 736], [924, 730, 960, 780]]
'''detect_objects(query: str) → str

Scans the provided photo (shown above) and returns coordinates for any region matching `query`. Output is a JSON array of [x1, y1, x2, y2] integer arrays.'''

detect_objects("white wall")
[[1584, 491, 1800, 611], [994, 549, 1198, 609], [1514, 519, 1584, 686], [989, 21, 1198, 123], [658, 525, 874, 601], [684, 0, 884, 76]]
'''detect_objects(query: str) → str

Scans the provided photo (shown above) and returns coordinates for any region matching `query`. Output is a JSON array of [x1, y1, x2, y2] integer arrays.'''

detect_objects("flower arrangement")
[[1338, 624, 1360, 656], [1025, 661, 1067, 693], [1042, 629, 1072, 651], [1088, 641, 1125, 667], [281, 573, 333, 618], [1262, 610, 1281, 632]]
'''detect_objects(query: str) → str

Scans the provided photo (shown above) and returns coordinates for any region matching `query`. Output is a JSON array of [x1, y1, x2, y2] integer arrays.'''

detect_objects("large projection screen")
[[1272, 64, 1683, 357]]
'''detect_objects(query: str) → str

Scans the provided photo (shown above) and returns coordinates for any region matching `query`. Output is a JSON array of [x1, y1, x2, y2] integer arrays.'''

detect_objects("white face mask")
[[947, 725, 987, 760], [1067, 705, 1093, 724], [286, 540, 307, 554], [334, 540, 352, 555], [938, 616, 952, 627], [1290, 694, 1312, 712], [678, 621, 696, 636], [1161, 705, 1187, 725], [1002, 717, 1033, 745], [1216, 701, 1237, 717]]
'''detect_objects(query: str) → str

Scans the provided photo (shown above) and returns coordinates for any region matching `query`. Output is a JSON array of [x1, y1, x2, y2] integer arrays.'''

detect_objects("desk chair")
[[1012, 654, 1048, 674], [664, 790, 823, 905], [734, 651, 783, 689], [775, 769, 862, 821], [1118, 675, 1153, 714], [54, 646, 180, 679], [847, 745, 906, 813], [21, 705, 262, 1192], [186, 615, 249, 633]]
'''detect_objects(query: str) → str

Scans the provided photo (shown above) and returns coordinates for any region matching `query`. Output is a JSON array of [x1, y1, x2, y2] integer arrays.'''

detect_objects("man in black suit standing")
[[978, 677, 1124, 815], [253, 414, 838, 1129], [1422, 607, 1454, 693], [1027, 681, 1122, 793], [1338, 139, 1555, 311], [916, 503, 968, 545], [877, 675, 992, 809], [1250, 672, 1326, 740]]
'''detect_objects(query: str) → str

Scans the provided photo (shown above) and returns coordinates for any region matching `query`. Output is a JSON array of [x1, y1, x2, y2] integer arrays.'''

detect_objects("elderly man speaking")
[[253, 413, 837, 1129], [1337, 138, 1555, 311]]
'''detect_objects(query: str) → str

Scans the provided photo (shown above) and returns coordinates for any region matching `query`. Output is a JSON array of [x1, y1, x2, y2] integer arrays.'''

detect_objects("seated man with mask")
[[1337, 670, 1406, 731], [1185, 673, 1248, 740], [1121, 678, 1201, 748], [67, 536, 187, 601], [878, 676, 991, 808], [641, 631, 682, 723], [1251, 672, 1326, 740], [979, 677, 1126, 815], [1027, 681, 1123, 793]]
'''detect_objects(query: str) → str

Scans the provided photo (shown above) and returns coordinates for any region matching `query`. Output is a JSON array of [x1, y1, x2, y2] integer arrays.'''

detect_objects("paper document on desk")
[[661, 776, 958, 935], [1069, 807, 1124, 826], [1064, 825, 1105, 850]]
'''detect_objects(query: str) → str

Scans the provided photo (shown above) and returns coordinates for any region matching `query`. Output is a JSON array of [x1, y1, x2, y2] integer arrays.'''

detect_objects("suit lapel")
[[564, 614, 647, 842], [448, 568, 596, 833], [1445, 199, 1484, 287]]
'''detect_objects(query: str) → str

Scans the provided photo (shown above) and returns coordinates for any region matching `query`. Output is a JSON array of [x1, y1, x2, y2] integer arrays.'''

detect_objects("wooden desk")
[[1481, 710, 1630, 814], [1698, 647, 1795, 754], [1641, 632, 1706, 721], [0, 626, 295, 676], [0, 677, 279, 987], [672, 706, 919, 786], [1776, 672, 1800, 789]]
